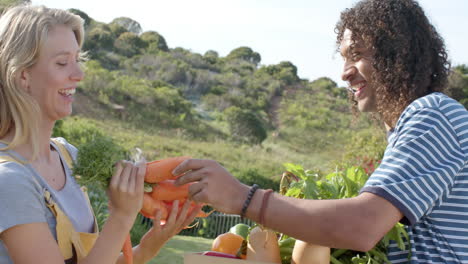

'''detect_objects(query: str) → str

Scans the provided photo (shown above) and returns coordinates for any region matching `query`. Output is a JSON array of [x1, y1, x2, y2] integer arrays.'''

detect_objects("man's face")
[[340, 29, 378, 112]]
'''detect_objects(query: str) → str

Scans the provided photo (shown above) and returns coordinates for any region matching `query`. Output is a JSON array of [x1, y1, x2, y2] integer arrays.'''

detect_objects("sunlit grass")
[[148, 235, 212, 264], [63, 115, 343, 183]]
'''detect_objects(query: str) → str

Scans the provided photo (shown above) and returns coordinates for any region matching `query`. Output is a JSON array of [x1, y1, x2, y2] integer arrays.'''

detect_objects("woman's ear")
[[18, 69, 31, 93]]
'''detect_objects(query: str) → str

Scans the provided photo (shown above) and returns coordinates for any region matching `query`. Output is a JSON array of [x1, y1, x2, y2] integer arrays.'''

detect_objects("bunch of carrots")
[[73, 137, 211, 264], [121, 156, 211, 264], [140, 156, 210, 221]]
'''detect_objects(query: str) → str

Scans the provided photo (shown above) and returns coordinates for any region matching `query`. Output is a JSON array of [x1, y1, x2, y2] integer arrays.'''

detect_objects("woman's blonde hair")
[[0, 5, 84, 159]]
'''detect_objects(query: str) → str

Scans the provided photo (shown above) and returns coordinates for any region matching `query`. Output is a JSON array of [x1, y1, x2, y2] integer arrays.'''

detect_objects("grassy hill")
[[65, 65, 383, 186]]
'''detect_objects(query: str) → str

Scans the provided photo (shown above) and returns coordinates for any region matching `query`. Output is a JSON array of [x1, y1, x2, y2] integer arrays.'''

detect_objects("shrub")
[[224, 106, 267, 145], [234, 167, 279, 191], [52, 117, 105, 148], [114, 32, 145, 57], [341, 128, 387, 170]]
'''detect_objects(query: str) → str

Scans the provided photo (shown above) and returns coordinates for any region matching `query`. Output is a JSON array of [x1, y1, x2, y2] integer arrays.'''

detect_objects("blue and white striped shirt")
[[361, 92, 468, 263]]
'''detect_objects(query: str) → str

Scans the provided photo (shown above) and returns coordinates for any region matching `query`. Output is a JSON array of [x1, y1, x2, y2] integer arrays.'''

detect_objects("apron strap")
[[0, 155, 20, 163], [45, 186, 99, 260], [50, 138, 74, 170], [45, 191, 76, 260]]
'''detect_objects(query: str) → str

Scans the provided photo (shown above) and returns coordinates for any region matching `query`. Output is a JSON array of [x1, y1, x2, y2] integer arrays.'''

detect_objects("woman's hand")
[[173, 159, 250, 215], [137, 200, 202, 262], [107, 159, 146, 222]]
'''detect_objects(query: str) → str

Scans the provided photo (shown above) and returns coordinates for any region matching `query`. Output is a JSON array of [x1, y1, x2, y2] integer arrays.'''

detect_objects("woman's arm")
[[1, 215, 135, 264], [1, 223, 65, 264], [80, 211, 135, 264]]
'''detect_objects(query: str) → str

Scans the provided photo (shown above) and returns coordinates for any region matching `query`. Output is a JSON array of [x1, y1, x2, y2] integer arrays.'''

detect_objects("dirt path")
[[268, 85, 299, 129], [269, 94, 282, 128]]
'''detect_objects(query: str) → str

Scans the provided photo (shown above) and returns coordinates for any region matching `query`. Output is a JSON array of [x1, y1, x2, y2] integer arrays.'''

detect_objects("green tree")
[[0, 0, 30, 13], [110, 17, 142, 35], [108, 23, 128, 38], [84, 25, 114, 51], [114, 32, 144, 57], [259, 61, 300, 85], [140, 31, 169, 53], [309, 77, 346, 99], [226, 46, 261, 66], [446, 65, 468, 108], [204, 50, 219, 64], [68, 8, 91, 28]]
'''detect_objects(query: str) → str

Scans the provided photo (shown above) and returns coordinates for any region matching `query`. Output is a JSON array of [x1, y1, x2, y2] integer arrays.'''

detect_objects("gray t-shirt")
[[0, 137, 94, 263]]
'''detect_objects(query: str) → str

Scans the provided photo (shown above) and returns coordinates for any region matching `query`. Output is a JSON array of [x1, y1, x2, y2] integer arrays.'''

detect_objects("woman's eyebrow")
[[52, 49, 80, 58]]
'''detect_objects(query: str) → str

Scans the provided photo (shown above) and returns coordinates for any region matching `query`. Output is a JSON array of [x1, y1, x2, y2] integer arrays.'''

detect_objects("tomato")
[[211, 232, 244, 256]]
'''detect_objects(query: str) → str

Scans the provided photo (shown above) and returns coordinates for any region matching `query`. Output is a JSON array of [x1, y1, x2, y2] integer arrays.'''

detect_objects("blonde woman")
[[0, 5, 199, 264]]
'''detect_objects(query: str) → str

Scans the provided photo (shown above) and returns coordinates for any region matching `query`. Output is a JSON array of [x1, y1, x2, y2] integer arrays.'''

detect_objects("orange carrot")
[[150, 180, 191, 201], [193, 203, 214, 218], [140, 193, 168, 219], [139, 159, 215, 229], [145, 156, 191, 183], [196, 209, 213, 218], [122, 233, 133, 264], [140, 193, 156, 218], [163, 198, 186, 210], [181, 200, 213, 218]]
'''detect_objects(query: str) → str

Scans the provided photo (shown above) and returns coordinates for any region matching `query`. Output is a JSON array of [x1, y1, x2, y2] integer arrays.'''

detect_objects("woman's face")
[[24, 24, 84, 123]]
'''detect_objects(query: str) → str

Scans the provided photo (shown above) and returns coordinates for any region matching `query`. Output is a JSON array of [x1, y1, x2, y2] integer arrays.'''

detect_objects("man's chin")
[[357, 101, 377, 113]]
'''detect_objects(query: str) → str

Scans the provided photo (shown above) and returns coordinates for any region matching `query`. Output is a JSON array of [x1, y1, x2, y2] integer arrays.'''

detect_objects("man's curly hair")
[[335, 0, 450, 128]]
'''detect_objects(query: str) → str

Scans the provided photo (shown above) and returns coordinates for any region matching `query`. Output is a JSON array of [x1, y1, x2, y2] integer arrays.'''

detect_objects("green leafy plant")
[[73, 134, 128, 188], [279, 163, 408, 264], [71, 133, 155, 244]]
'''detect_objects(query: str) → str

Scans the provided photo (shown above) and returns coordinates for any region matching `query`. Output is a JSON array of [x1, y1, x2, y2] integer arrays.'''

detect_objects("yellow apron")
[[0, 138, 98, 261]]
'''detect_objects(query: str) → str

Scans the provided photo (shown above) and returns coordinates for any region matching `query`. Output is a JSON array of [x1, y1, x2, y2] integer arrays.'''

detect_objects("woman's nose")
[[71, 63, 84, 82]]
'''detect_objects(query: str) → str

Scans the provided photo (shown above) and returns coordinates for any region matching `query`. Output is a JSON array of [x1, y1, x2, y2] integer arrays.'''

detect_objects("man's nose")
[[341, 64, 356, 82]]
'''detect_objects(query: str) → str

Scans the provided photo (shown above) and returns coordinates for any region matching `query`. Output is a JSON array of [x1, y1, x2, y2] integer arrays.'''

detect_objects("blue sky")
[[32, 0, 468, 87]]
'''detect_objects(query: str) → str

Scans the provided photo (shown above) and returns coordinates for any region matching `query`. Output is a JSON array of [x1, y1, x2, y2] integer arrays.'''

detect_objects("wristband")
[[259, 189, 273, 226], [240, 184, 259, 220]]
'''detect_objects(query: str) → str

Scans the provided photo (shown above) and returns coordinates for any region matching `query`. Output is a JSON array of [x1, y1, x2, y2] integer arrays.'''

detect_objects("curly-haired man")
[[174, 0, 468, 263], [337, 1, 467, 262]]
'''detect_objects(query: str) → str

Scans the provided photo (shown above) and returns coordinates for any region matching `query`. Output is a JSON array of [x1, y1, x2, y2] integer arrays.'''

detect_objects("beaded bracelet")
[[240, 184, 259, 220]]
